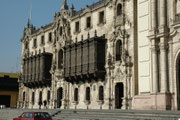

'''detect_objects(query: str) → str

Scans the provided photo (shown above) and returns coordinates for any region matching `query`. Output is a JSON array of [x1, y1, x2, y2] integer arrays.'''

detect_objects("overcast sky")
[[0, 0, 99, 73]]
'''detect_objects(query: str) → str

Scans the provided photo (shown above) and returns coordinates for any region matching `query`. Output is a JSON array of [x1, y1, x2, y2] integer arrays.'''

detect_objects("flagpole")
[[30, 0, 32, 24]]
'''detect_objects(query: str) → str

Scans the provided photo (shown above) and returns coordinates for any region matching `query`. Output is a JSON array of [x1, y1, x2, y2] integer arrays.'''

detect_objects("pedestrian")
[[38, 101, 42, 109], [43, 100, 47, 109]]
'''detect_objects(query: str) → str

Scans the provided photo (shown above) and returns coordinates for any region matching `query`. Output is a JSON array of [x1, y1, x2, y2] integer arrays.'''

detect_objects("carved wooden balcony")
[[64, 36, 106, 82], [22, 53, 52, 88]]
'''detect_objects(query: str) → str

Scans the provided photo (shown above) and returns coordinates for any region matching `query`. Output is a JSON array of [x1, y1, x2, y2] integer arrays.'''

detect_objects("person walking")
[[43, 100, 47, 109], [38, 101, 42, 109]]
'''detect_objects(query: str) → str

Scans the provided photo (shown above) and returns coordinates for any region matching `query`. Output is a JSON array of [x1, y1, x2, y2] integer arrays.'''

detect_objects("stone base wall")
[[133, 93, 175, 110]]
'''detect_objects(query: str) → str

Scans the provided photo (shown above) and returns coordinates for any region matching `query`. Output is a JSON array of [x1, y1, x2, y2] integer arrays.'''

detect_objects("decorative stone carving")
[[114, 48, 130, 82], [109, 26, 129, 42], [114, 63, 126, 82]]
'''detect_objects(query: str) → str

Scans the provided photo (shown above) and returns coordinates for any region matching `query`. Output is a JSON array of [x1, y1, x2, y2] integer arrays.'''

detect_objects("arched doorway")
[[57, 87, 63, 108], [115, 83, 124, 109], [177, 55, 180, 110]]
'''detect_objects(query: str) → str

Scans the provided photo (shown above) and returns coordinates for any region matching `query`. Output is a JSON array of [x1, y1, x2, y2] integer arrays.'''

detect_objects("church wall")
[[68, 81, 105, 109], [137, 0, 151, 93], [27, 28, 54, 55], [18, 0, 180, 110], [70, 4, 114, 42]]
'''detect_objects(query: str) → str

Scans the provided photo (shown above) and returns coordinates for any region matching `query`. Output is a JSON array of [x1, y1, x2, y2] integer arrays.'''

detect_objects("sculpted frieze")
[[54, 16, 71, 48], [109, 26, 129, 42]]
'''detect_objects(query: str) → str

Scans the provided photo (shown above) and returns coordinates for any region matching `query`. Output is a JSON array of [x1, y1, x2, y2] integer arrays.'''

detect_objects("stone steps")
[[52, 109, 180, 120], [0, 109, 180, 120]]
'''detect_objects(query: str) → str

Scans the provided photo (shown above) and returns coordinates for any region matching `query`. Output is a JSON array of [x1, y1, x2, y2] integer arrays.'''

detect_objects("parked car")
[[13, 112, 52, 120]]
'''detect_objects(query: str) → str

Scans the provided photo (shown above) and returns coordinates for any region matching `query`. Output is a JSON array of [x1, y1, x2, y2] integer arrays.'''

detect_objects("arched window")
[[117, 4, 122, 16], [23, 92, 26, 101], [116, 40, 122, 61], [99, 86, 104, 101], [58, 49, 63, 69], [32, 92, 35, 104], [86, 87, 90, 101], [74, 88, 78, 101]]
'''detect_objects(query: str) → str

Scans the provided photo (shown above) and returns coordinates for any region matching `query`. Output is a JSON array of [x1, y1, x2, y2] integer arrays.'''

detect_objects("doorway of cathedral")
[[115, 83, 124, 109], [57, 87, 63, 108], [178, 57, 180, 110]]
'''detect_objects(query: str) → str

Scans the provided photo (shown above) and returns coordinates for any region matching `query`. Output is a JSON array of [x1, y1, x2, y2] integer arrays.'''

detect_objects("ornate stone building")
[[18, 0, 180, 110]]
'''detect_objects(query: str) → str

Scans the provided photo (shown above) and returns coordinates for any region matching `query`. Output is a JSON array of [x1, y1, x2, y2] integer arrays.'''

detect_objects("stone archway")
[[176, 53, 180, 110], [57, 87, 63, 108], [115, 83, 124, 109]]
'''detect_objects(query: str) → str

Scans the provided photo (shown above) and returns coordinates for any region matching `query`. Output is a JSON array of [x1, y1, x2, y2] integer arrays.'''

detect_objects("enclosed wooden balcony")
[[64, 36, 106, 83], [22, 52, 52, 88]]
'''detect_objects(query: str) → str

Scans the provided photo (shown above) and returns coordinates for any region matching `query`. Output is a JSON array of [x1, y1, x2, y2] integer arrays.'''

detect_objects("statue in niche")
[[109, 31, 117, 42], [51, 60, 56, 73]]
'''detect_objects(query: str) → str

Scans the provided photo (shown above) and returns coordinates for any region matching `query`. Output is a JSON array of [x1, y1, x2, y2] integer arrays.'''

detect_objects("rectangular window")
[[41, 35, 45, 45], [99, 11, 104, 24], [87, 17, 91, 28], [49, 32, 52, 42], [33, 39, 37, 48], [75, 21, 80, 32]]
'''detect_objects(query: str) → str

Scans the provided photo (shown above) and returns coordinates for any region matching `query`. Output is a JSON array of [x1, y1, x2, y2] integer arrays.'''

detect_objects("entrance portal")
[[115, 83, 124, 109], [57, 87, 63, 108], [0, 95, 11, 107], [178, 58, 180, 110]]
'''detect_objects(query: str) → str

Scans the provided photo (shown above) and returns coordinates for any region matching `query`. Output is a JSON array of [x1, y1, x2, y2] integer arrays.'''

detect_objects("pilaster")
[[151, 39, 159, 93], [159, 38, 168, 93], [159, 0, 167, 27]]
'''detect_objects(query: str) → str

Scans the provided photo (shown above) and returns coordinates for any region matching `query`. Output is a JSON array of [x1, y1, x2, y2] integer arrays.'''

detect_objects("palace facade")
[[18, 0, 180, 110]]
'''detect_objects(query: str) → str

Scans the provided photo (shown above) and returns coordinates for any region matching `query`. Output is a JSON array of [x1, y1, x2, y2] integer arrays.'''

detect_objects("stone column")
[[151, 0, 157, 29], [160, 0, 166, 27], [159, 38, 168, 93], [50, 79, 55, 109], [105, 63, 113, 109], [170, 0, 176, 25], [159, 0, 168, 93], [151, 40, 158, 93], [122, 76, 128, 110]]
